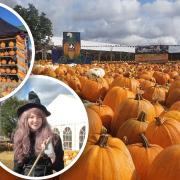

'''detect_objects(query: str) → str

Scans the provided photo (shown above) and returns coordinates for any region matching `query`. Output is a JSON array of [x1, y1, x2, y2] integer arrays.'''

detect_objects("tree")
[[0, 97, 27, 137], [14, 4, 53, 50]]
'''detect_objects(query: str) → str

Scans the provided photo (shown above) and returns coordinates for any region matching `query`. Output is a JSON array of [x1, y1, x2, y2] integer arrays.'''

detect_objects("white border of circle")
[[0, 75, 89, 180], [0, 3, 35, 102]]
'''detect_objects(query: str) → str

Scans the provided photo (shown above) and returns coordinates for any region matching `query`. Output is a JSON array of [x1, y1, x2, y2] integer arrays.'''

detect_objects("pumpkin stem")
[[135, 93, 143, 100], [155, 117, 163, 126], [122, 136, 128, 145], [137, 111, 146, 122], [96, 127, 108, 147], [140, 133, 150, 148]]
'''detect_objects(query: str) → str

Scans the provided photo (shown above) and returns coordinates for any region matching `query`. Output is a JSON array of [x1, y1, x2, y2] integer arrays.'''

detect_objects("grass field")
[[0, 151, 14, 170]]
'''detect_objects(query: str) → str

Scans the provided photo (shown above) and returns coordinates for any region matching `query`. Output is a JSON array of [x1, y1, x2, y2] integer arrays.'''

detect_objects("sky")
[[14, 76, 72, 106], [0, 6, 22, 27], [0, 0, 180, 45]]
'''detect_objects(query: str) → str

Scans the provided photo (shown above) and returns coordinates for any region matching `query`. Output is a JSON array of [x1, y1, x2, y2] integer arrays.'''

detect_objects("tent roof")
[[47, 94, 88, 126], [0, 17, 23, 37]]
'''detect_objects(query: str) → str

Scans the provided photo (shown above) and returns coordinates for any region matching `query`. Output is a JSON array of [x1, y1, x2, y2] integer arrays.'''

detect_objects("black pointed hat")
[[17, 91, 51, 117]]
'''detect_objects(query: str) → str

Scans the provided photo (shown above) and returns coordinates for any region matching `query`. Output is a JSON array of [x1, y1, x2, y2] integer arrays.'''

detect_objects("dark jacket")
[[14, 133, 64, 176]]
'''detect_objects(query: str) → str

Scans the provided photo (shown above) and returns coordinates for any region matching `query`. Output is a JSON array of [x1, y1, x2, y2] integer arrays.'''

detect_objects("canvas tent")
[[47, 94, 88, 150]]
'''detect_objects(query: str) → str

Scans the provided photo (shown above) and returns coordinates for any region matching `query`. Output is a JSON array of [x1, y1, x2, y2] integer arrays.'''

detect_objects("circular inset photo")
[[0, 3, 35, 101], [0, 75, 89, 179]]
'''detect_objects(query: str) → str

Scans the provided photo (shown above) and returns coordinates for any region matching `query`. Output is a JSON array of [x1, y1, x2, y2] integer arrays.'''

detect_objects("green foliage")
[[0, 97, 27, 137], [14, 4, 53, 50]]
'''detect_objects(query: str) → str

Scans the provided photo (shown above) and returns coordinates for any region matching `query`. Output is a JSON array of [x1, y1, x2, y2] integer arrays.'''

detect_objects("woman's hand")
[[41, 137, 51, 151]]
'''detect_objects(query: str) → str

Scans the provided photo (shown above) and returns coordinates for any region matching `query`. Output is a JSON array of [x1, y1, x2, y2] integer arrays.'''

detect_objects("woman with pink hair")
[[13, 91, 64, 177]]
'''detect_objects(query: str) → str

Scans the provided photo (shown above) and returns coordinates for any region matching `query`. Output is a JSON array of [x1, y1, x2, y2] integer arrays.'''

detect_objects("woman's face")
[[28, 113, 43, 131]]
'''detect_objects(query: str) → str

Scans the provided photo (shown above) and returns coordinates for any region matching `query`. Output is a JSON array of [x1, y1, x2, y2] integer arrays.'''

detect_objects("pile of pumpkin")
[[64, 150, 79, 166], [32, 61, 180, 180]]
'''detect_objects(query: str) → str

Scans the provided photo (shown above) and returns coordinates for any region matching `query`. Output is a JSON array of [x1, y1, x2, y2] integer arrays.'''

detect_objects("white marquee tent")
[[47, 94, 88, 151]]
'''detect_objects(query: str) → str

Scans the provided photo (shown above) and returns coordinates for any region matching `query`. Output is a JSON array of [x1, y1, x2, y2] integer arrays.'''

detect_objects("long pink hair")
[[14, 108, 53, 163]]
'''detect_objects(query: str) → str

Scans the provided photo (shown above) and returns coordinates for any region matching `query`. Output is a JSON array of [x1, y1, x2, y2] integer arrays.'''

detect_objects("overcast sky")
[[0, 0, 180, 45], [15, 75, 72, 106]]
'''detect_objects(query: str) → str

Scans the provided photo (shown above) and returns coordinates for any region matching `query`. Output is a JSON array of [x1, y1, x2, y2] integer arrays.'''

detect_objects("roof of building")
[[51, 36, 135, 53]]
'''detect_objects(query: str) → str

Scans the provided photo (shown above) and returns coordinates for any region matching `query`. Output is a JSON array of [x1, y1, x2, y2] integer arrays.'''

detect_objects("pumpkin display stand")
[[0, 18, 29, 98]]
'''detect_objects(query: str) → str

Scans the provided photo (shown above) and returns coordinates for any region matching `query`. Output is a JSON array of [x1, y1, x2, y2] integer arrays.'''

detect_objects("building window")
[[79, 126, 85, 149], [63, 127, 72, 150]]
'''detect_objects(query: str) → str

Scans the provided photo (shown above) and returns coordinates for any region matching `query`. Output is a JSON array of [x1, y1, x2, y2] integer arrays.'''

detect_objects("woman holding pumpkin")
[[13, 91, 64, 177]]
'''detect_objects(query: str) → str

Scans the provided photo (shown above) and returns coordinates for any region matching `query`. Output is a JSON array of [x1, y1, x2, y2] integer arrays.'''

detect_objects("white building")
[[47, 94, 88, 151]]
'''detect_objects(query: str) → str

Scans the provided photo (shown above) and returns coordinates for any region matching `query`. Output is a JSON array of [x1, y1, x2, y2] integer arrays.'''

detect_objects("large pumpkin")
[[128, 134, 163, 180], [145, 117, 180, 148], [111, 94, 156, 136], [143, 85, 167, 103], [60, 130, 137, 180], [116, 111, 148, 144], [110, 76, 140, 94], [160, 110, 180, 122], [166, 80, 180, 107], [81, 77, 109, 102], [170, 101, 180, 111], [103, 86, 135, 114], [88, 103, 114, 132], [147, 145, 180, 180], [86, 107, 102, 136]]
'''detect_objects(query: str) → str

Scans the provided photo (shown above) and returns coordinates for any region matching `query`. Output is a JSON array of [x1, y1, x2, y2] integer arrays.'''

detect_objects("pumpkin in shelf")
[[145, 117, 180, 148], [0, 52, 4, 56], [9, 41, 14, 48], [147, 145, 180, 180], [116, 111, 149, 144], [0, 41, 6, 48], [5, 68, 11, 74], [9, 50, 15, 56], [0, 68, 6, 74], [60, 129, 137, 180], [128, 133, 163, 180], [1, 59, 7, 65], [4, 51, 9, 56], [11, 69, 17, 74]]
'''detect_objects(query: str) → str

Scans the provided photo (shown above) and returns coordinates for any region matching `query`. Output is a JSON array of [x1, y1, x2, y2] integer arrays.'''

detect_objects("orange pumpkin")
[[143, 85, 167, 103], [60, 129, 137, 180], [145, 117, 180, 148], [116, 111, 148, 144], [81, 77, 109, 102], [170, 101, 180, 111], [103, 86, 135, 114], [110, 76, 140, 94], [86, 107, 102, 136], [147, 145, 180, 180], [111, 94, 156, 136], [88, 103, 114, 132], [128, 134, 163, 180]]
